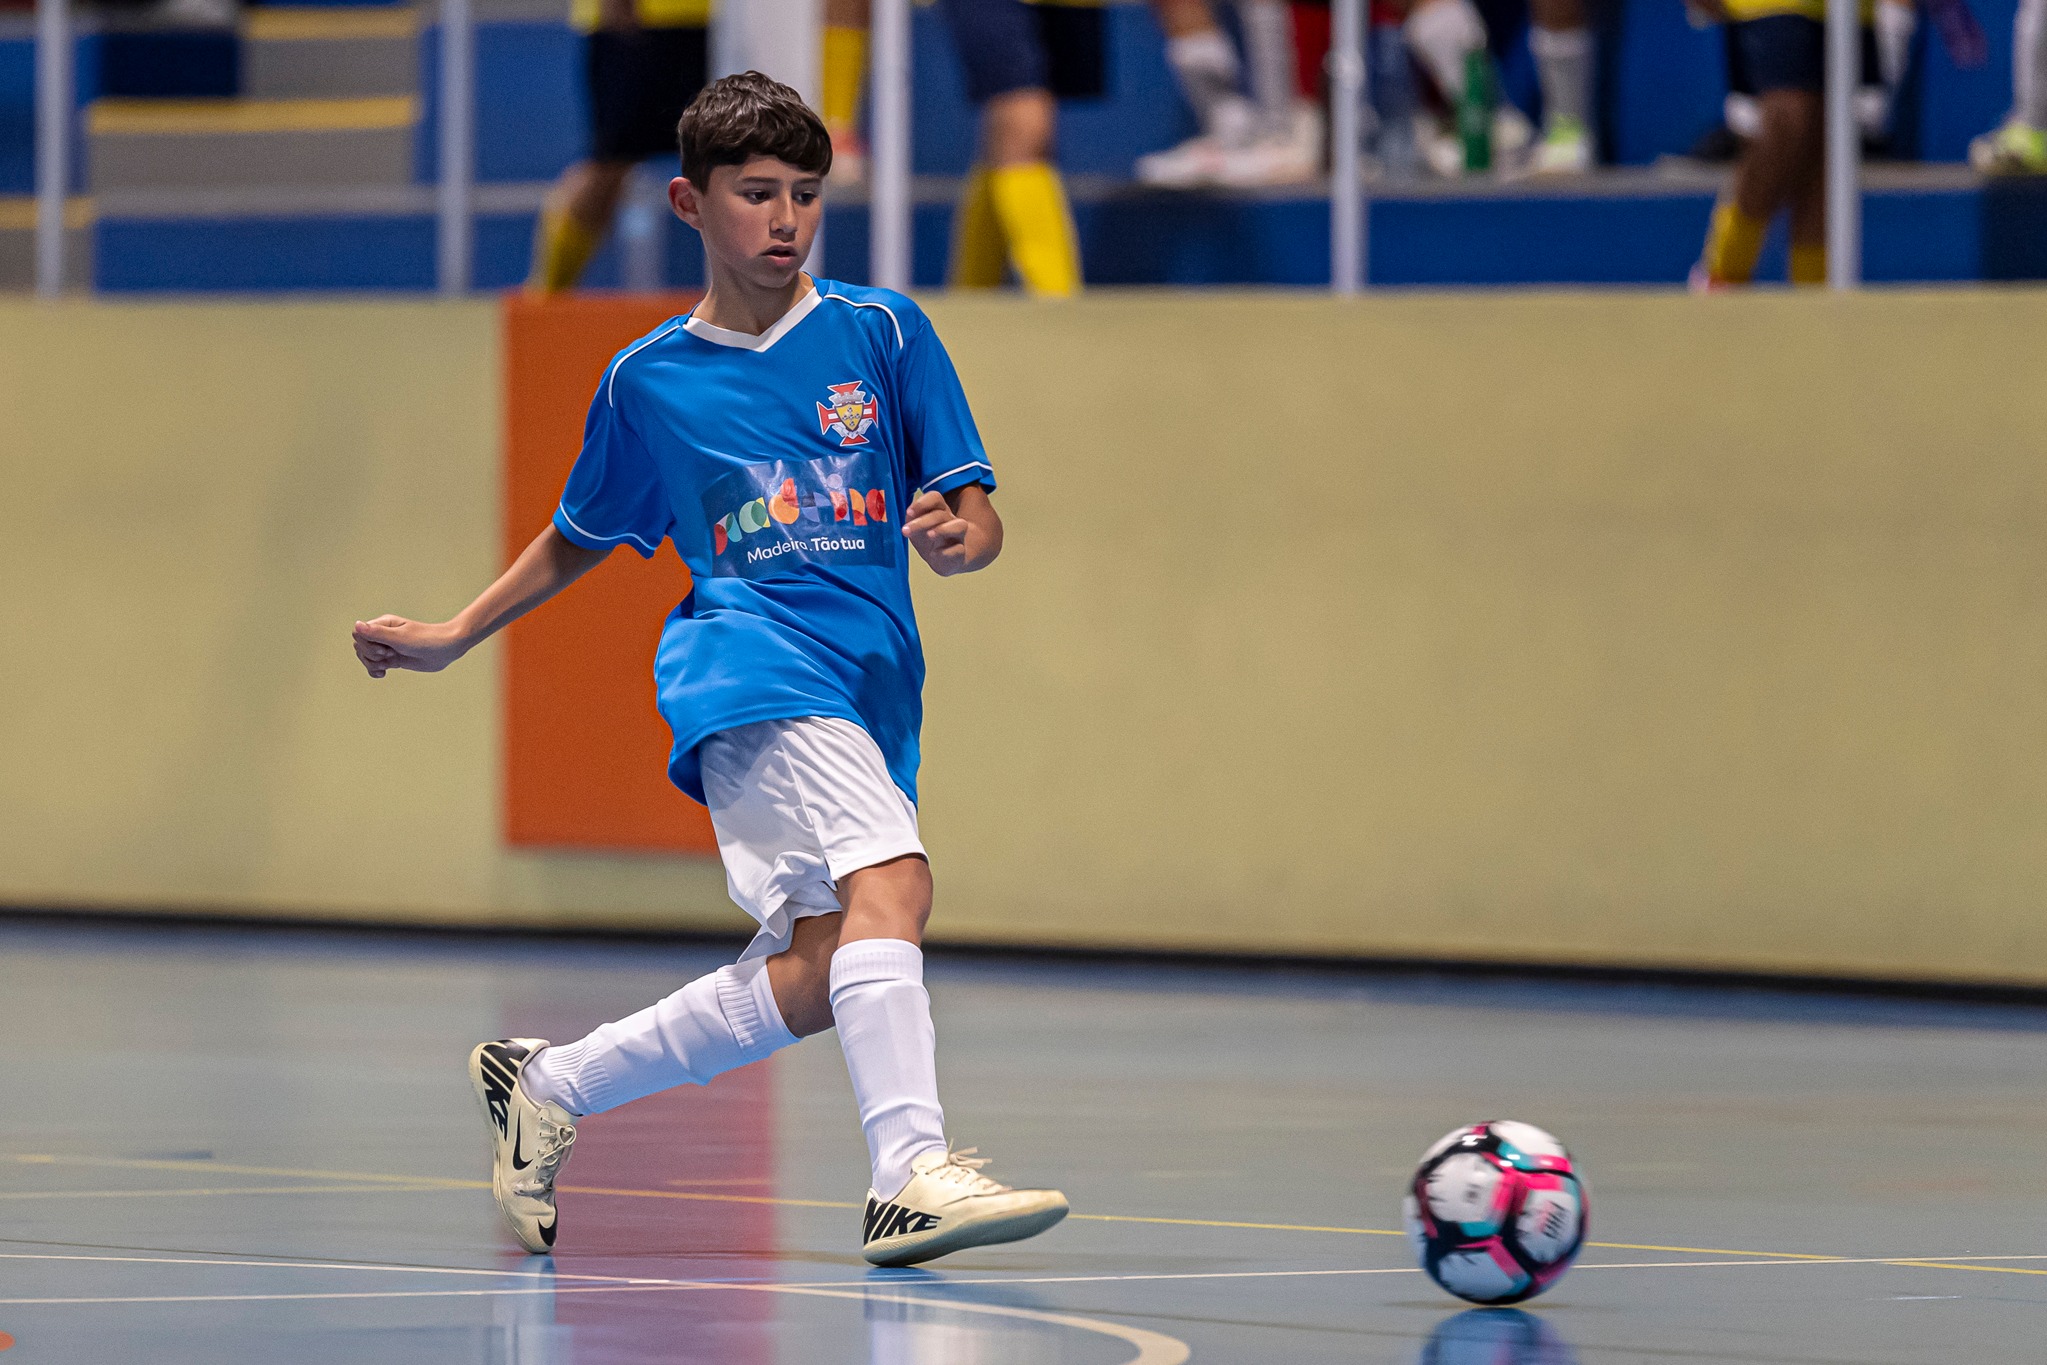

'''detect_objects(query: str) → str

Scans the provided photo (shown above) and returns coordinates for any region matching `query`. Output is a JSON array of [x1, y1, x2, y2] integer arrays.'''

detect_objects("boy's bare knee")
[[837, 854, 933, 945], [768, 912, 845, 1037]]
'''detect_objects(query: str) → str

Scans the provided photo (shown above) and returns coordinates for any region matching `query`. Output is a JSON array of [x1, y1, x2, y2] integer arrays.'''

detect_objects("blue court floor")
[[2, 918, 2044, 1363]]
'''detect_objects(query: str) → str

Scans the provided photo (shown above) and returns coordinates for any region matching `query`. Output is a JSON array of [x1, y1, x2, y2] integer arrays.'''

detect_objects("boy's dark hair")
[[677, 71, 832, 187]]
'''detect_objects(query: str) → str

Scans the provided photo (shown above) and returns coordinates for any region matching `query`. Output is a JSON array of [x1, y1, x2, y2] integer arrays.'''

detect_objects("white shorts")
[[699, 715, 925, 961]]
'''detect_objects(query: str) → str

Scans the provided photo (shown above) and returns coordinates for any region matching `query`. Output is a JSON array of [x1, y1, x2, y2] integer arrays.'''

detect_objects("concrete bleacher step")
[[86, 96, 417, 191], [241, 5, 420, 99], [0, 199, 93, 290]]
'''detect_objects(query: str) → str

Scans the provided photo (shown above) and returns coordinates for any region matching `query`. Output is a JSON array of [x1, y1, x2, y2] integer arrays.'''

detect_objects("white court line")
[[0, 1184, 455, 1201], [0, 1251, 664, 1284], [9, 1248, 2047, 1307], [0, 1251, 1190, 1365]]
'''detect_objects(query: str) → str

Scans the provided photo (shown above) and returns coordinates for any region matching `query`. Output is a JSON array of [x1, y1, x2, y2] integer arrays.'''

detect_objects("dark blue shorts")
[[1729, 15, 1824, 94], [586, 26, 709, 163], [937, 0, 1107, 105]]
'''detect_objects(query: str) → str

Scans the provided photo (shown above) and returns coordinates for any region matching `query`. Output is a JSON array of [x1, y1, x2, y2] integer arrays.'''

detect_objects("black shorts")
[[937, 0, 1107, 105], [1729, 15, 1824, 94], [586, 25, 709, 163]]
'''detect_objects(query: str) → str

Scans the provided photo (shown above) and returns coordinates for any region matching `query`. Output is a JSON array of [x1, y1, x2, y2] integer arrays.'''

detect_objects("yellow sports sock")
[[987, 162, 1081, 298], [527, 207, 603, 295], [822, 25, 868, 132], [1789, 242, 1827, 286], [1701, 200, 1767, 286], [948, 166, 1008, 289]]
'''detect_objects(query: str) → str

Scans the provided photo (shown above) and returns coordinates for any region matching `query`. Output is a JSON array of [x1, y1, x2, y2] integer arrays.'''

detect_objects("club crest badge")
[[817, 381, 878, 447]]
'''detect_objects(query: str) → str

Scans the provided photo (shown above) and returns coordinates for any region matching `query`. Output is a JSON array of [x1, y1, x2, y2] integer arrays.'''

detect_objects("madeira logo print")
[[817, 381, 878, 446], [702, 452, 894, 580]]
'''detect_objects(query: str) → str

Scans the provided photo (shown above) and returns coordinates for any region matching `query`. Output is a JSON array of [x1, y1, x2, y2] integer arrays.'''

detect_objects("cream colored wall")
[[7, 292, 2047, 984], [0, 299, 738, 935]]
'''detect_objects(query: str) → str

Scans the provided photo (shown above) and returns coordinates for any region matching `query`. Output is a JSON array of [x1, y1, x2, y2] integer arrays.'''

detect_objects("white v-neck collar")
[[683, 287, 821, 352]]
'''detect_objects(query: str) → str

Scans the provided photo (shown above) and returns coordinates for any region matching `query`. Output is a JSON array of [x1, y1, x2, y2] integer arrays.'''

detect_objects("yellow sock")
[[949, 166, 1008, 289], [822, 25, 868, 133], [1701, 200, 1767, 286], [987, 162, 1081, 298], [1789, 242, 1827, 286], [527, 207, 603, 295]]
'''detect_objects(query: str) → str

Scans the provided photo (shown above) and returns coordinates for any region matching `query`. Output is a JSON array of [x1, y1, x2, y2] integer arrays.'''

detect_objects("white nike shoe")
[[861, 1147, 1069, 1267], [468, 1038, 578, 1254]]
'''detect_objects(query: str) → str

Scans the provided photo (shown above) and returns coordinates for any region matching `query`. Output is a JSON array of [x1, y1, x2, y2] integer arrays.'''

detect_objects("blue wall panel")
[[96, 215, 439, 291]]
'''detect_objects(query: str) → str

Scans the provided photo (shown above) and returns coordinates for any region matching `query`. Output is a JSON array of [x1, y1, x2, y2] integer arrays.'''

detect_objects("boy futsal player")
[[353, 72, 1069, 1267]]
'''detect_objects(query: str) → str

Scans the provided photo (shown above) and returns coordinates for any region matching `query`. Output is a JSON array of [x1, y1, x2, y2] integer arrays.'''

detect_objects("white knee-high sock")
[[1166, 28, 1257, 145], [2019, 0, 2047, 127], [1530, 25, 1592, 131], [1235, 0, 1298, 130], [1405, 0, 1488, 102], [830, 939, 947, 1200], [523, 957, 797, 1117]]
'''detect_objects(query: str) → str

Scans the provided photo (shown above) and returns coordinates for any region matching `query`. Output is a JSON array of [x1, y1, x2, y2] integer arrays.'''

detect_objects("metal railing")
[[31, 0, 1869, 297]]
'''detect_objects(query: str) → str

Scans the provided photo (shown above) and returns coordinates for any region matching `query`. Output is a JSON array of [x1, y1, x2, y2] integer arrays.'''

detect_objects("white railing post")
[[1330, 0, 1366, 294], [437, 0, 475, 295], [35, 0, 72, 298], [870, 0, 911, 292], [1824, 0, 1859, 288]]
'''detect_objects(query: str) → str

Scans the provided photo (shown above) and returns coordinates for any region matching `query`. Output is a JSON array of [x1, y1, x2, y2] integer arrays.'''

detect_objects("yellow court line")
[[561, 1184, 854, 1212], [10, 1153, 2038, 1280], [0, 197, 95, 231], [87, 96, 416, 137], [1883, 1260, 2047, 1278], [243, 7, 419, 41]]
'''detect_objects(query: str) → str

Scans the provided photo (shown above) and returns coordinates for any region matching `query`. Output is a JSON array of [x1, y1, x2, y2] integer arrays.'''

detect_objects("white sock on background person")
[[1236, 0, 1298, 131], [830, 938, 947, 1200], [1530, 25, 1593, 131], [2018, 0, 2047, 126], [523, 957, 797, 1116], [1405, 0, 1488, 102], [1166, 28, 1258, 144]]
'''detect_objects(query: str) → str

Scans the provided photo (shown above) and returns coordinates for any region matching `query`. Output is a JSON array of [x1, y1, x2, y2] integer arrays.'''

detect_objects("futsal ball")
[[1402, 1120, 1587, 1305]]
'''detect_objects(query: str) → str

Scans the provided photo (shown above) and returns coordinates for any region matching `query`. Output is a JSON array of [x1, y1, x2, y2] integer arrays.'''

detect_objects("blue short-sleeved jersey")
[[551, 280, 994, 807]]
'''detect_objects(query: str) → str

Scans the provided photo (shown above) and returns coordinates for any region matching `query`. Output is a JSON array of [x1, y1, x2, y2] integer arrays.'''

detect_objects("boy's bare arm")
[[352, 524, 612, 678], [902, 483, 1002, 578]]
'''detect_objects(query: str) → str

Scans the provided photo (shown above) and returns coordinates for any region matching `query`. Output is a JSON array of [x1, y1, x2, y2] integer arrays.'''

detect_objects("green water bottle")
[[1457, 48, 1495, 173]]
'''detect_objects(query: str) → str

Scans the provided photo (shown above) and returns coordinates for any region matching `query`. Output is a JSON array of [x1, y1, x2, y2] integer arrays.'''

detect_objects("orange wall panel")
[[501, 293, 718, 854]]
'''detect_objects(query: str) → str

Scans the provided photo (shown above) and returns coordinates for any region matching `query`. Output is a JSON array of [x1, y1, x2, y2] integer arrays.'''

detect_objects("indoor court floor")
[[2, 918, 2044, 1364]]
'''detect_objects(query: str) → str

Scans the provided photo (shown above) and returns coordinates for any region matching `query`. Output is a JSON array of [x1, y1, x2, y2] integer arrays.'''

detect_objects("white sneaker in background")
[[469, 1038, 578, 1254], [1420, 110, 1465, 178], [1214, 101, 1325, 187], [1492, 104, 1535, 171], [860, 1147, 1069, 1267], [1970, 118, 2047, 175], [1529, 117, 1592, 175], [1137, 96, 1259, 188], [1137, 135, 1233, 188]]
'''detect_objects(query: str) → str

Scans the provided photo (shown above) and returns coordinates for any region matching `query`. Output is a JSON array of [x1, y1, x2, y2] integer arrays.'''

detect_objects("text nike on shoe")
[[859, 1147, 1068, 1267]]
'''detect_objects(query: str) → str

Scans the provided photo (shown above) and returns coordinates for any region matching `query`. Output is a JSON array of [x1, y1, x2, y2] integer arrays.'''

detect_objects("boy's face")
[[671, 157, 823, 292]]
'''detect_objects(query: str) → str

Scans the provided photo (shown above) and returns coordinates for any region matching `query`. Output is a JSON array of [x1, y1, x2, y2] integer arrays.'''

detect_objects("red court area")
[[501, 293, 717, 854]]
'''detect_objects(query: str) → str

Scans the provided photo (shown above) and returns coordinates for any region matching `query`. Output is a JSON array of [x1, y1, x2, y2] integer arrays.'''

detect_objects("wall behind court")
[[5, 292, 2046, 986], [0, 299, 737, 935]]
